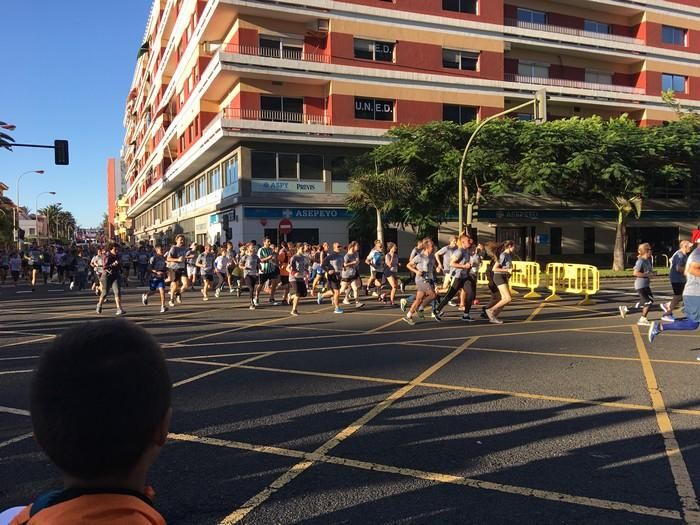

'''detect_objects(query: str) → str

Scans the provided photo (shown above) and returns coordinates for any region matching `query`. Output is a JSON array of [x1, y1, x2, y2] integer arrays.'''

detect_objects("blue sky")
[[1, 1, 152, 227]]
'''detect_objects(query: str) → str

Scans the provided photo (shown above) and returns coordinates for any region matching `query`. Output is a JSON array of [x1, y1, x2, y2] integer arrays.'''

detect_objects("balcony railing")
[[221, 44, 330, 64], [504, 73, 645, 95], [223, 108, 332, 125], [504, 18, 644, 46]]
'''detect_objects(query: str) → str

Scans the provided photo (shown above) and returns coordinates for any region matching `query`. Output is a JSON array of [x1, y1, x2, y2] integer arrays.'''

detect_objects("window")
[[518, 61, 549, 78], [584, 20, 609, 34], [207, 166, 221, 192], [196, 176, 206, 199], [278, 154, 298, 180], [442, 49, 479, 71], [223, 156, 238, 187], [260, 96, 303, 122], [443, 0, 477, 14], [251, 152, 276, 179], [662, 25, 686, 46], [330, 157, 349, 181], [259, 36, 303, 59], [662, 73, 687, 93], [584, 227, 595, 254], [353, 39, 395, 62], [443, 104, 478, 125], [185, 183, 195, 204], [585, 70, 613, 85], [517, 8, 546, 24], [299, 155, 324, 180], [354, 97, 394, 121], [550, 227, 562, 255]]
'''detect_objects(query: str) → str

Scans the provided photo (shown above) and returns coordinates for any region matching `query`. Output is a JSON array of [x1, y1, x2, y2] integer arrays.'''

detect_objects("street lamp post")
[[35, 192, 56, 243], [15, 169, 45, 248]]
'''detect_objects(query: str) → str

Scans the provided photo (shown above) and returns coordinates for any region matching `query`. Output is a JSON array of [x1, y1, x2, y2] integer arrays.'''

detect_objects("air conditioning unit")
[[317, 19, 330, 32]]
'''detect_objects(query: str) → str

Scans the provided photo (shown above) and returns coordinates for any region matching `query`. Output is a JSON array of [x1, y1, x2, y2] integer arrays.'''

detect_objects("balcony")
[[221, 44, 330, 64], [504, 73, 645, 95], [223, 108, 331, 125], [504, 18, 644, 46]]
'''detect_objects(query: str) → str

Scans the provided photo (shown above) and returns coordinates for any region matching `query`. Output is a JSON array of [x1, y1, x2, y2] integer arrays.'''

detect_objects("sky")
[[1, 1, 153, 228]]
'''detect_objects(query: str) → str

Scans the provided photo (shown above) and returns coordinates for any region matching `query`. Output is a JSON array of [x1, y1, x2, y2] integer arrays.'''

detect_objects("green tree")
[[38, 203, 64, 239], [346, 166, 415, 244]]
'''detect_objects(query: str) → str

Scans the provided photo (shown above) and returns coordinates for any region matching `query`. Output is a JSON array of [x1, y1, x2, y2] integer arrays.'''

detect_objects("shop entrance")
[[496, 227, 537, 260], [264, 228, 319, 245]]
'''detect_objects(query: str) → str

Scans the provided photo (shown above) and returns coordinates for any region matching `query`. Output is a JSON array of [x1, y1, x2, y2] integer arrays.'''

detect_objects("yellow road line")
[[237, 364, 408, 386], [169, 432, 681, 521], [0, 369, 33, 376], [0, 335, 56, 349], [0, 405, 30, 416], [0, 432, 33, 450], [365, 317, 406, 334], [175, 315, 288, 345], [219, 337, 479, 524], [632, 325, 700, 522], [468, 346, 639, 363], [525, 303, 546, 322], [172, 353, 274, 388]]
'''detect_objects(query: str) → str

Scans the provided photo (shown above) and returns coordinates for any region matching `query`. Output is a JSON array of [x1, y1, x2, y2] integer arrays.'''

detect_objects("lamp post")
[[35, 192, 56, 243], [15, 169, 45, 248]]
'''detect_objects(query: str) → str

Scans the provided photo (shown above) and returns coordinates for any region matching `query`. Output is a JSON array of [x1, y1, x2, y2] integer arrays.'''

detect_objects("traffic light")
[[466, 203, 479, 225], [534, 89, 548, 123], [54, 139, 69, 165]]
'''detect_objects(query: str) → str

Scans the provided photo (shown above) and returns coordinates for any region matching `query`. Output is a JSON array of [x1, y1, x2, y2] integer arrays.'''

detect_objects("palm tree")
[[346, 166, 415, 244], [38, 203, 64, 239]]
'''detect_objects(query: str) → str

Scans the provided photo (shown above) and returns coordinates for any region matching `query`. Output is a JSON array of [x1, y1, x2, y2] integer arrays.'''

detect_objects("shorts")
[[272, 268, 280, 278], [168, 268, 186, 282], [636, 287, 654, 306], [493, 272, 510, 287], [149, 277, 166, 291], [442, 274, 453, 289], [341, 271, 359, 283], [415, 278, 435, 294], [384, 270, 397, 280], [11, 271, 19, 281], [290, 279, 308, 297], [672, 282, 685, 296], [259, 272, 276, 284], [244, 275, 259, 289], [279, 275, 289, 285], [202, 273, 214, 282], [371, 270, 383, 281], [187, 265, 197, 277], [41, 265, 51, 274], [327, 273, 341, 291]]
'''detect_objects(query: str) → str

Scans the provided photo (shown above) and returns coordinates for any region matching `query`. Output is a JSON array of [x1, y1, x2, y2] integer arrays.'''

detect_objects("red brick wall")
[[336, 0, 502, 24]]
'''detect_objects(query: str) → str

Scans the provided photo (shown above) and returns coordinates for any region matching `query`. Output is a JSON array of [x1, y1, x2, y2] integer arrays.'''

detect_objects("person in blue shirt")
[[660, 240, 693, 322]]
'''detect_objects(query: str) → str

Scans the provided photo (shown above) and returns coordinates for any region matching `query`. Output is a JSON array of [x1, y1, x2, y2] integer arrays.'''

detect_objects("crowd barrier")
[[477, 260, 491, 286], [544, 263, 600, 305], [510, 261, 542, 299]]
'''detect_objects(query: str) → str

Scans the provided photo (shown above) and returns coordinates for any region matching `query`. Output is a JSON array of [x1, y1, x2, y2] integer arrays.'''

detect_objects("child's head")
[[30, 319, 171, 482], [638, 243, 652, 258]]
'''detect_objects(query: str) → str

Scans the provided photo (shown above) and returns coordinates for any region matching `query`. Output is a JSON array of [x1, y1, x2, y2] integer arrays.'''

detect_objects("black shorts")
[[341, 271, 359, 283], [280, 275, 289, 285], [328, 273, 341, 291], [168, 268, 186, 282], [672, 282, 685, 296], [259, 272, 276, 284], [290, 279, 308, 297], [371, 270, 384, 281], [493, 272, 510, 287], [202, 273, 214, 282], [636, 287, 654, 306]]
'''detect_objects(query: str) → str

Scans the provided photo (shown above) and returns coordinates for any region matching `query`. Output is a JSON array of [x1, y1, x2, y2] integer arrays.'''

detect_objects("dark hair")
[[107, 242, 118, 251], [30, 319, 171, 480]]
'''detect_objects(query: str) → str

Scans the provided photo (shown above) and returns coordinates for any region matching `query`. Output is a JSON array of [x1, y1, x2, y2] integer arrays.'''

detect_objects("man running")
[[166, 234, 189, 307], [141, 245, 168, 313], [96, 243, 125, 315], [240, 243, 261, 310], [433, 233, 480, 322], [256, 237, 279, 306], [185, 242, 200, 290], [661, 240, 693, 322], [318, 241, 345, 314], [365, 240, 385, 299], [288, 243, 310, 316], [196, 244, 216, 301], [27, 241, 42, 291]]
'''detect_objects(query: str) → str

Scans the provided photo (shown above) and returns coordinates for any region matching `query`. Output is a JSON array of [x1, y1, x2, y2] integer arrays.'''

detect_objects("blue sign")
[[244, 208, 352, 220]]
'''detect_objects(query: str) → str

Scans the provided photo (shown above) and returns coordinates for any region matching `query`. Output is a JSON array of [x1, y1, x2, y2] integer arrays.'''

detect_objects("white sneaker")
[[342, 297, 351, 305], [203, 296, 209, 301], [317, 292, 323, 305], [69, 281, 75, 290], [400, 298, 408, 312], [489, 317, 503, 325], [249, 305, 256, 310], [168, 300, 175, 307], [115, 308, 125, 316], [160, 306, 168, 313], [142, 293, 148, 306], [660, 302, 671, 314], [485, 308, 496, 322], [448, 300, 457, 307], [661, 314, 675, 323], [215, 289, 221, 298], [619, 306, 628, 319], [637, 317, 651, 326], [371, 291, 379, 297], [253, 297, 259, 306], [176, 294, 182, 304]]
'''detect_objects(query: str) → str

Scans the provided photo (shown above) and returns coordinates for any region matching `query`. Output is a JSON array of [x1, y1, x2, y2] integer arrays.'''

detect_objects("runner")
[[365, 240, 385, 299], [318, 241, 345, 314], [196, 244, 216, 301], [618, 243, 655, 326], [141, 244, 168, 313], [55, 246, 67, 285], [166, 234, 189, 307], [384, 242, 400, 307], [256, 237, 279, 306], [240, 243, 261, 310], [73, 249, 88, 291], [660, 240, 692, 322], [9, 251, 21, 286], [185, 242, 200, 290], [649, 239, 700, 342], [96, 242, 125, 315], [136, 245, 149, 285], [26, 241, 42, 291], [288, 243, 310, 316], [403, 238, 437, 325], [214, 247, 229, 298], [277, 242, 291, 304], [340, 241, 365, 309], [433, 233, 480, 322], [40, 246, 52, 286], [119, 244, 132, 287], [484, 240, 515, 324], [435, 236, 458, 298]]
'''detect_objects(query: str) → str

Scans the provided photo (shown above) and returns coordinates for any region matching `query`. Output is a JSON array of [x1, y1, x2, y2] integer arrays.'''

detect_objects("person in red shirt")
[[6, 319, 171, 525]]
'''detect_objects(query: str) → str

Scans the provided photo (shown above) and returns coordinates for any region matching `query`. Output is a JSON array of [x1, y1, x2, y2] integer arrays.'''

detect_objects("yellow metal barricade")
[[510, 261, 542, 299], [545, 263, 600, 305], [477, 260, 490, 286]]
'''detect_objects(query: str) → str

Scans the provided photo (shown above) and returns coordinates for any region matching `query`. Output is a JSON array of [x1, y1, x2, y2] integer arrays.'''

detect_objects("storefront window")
[[299, 155, 323, 180], [251, 152, 276, 179]]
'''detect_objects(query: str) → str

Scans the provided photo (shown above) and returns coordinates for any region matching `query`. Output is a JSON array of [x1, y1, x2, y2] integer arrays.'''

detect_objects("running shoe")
[[115, 308, 125, 316], [96, 304, 102, 314], [168, 300, 175, 308], [489, 317, 503, 325], [379, 292, 387, 302], [230, 288, 235, 294], [334, 307, 344, 314], [176, 294, 182, 304], [142, 293, 148, 306], [618, 306, 628, 319], [485, 308, 496, 322], [317, 292, 323, 305], [431, 311, 442, 322], [637, 317, 651, 326], [343, 297, 351, 305], [69, 281, 74, 291], [215, 289, 221, 298], [660, 302, 671, 314], [661, 314, 675, 323], [448, 300, 457, 307], [371, 291, 379, 297], [268, 300, 280, 306], [402, 316, 415, 325], [160, 306, 168, 313], [355, 302, 365, 308], [253, 297, 259, 307], [249, 305, 256, 310], [462, 314, 474, 322], [203, 296, 209, 301], [480, 308, 489, 320], [417, 310, 425, 319], [399, 281, 405, 293], [290, 310, 299, 316], [648, 321, 660, 343], [400, 298, 408, 312]]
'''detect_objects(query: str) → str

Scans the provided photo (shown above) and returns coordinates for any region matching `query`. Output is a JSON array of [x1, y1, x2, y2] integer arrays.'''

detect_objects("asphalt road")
[[0, 276, 699, 524]]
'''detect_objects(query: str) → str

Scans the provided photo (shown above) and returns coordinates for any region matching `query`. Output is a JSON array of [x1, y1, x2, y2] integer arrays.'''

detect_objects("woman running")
[[384, 242, 400, 307], [484, 240, 515, 324], [403, 238, 437, 325]]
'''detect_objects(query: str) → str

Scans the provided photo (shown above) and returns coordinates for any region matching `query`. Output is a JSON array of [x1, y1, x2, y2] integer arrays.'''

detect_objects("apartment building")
[[121, 0, 700, 256]]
